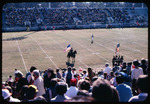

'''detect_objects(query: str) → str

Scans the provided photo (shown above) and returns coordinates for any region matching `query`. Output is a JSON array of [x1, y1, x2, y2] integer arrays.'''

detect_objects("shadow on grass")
[[3, 31, 38, 41]]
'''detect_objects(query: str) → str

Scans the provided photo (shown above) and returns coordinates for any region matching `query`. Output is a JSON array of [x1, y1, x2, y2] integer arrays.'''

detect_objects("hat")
[[133, 59, 141, 66], [28, 85, 38, 93], [2, 89, 12, 99], [70, 78, 77, 86]]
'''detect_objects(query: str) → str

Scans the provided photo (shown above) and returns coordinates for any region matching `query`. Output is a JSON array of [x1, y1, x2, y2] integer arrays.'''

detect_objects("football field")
[[2, 28, 148, 81]]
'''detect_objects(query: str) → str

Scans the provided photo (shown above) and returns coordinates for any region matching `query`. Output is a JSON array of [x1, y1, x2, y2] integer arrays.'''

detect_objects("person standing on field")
[[91, 34, 94, 44]]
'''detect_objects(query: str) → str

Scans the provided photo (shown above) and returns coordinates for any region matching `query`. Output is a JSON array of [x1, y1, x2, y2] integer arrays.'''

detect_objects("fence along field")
[[2, 28, 148, 81]]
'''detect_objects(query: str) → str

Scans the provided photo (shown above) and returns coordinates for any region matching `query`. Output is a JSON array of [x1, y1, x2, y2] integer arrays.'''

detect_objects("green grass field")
[[2, 28, 148, 81]]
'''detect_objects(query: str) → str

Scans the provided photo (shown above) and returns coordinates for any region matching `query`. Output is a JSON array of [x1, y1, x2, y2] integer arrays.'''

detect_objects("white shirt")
[[103, 66, 111, 75], [83, 73, 88, 79], [9, 96, 20, 102], [65, 86, 78, 98], [131, 68, 143, 80], [34, 76, 45, 96]]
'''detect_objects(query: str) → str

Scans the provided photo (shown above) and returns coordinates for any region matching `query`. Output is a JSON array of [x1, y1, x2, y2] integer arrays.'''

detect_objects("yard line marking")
[[54, 32, 111, 64], [29, 35, 59, 69], [43, 33, 89, 68], [13, 34, 28, 73]]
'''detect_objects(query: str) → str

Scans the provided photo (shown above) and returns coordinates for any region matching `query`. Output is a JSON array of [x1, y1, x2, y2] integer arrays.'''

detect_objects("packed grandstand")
[[2, 2, 148, 31]]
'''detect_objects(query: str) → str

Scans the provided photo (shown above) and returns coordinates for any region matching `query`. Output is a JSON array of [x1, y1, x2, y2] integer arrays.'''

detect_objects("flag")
[[64, 44, 71, 52], [115, 43, 120, 54]]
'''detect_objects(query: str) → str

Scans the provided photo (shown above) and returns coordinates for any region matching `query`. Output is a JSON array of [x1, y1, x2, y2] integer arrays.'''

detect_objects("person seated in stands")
[[56, 69, 62, 79], [51, 82, 70, 102], [14, 70, 28, 98], [116, 75, 132, 102], [126, 62, 132, 76], [65, 95, 96, 102], [65, 78, 78, 98], [92, 78, 119, 102], [129, 75, 148, 102], [2, 88, 20, 102], [112, 62, 120, 73], [33, 70, 45, 96], [140, 58, 148, 75], [103, 63, 111, 77], [44, 68, 56, 90]]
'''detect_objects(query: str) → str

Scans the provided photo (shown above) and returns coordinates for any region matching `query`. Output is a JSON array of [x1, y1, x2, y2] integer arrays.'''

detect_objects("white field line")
[[78, 31, 134, 60], [94, 35, 144, 54], [13, 34, 28, 73], [54, 32, 111, 64], [29, 35, 59, 69], [43, 34, 89, 68]]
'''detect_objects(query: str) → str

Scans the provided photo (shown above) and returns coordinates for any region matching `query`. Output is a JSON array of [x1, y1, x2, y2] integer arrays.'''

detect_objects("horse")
[[67, 49, 77, 63]]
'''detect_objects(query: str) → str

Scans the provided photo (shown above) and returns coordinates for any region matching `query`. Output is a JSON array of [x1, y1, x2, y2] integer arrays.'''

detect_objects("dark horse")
[[67, 48, 77, 63]]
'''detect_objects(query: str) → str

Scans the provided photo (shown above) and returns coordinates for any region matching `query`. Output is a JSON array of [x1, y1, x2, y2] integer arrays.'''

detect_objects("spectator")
[[33, 70, 45, 96], [120, 62, 127, 71], [116, 75, 132, 102], [51, 82, 70, 102], [56, 69, 62, 79], [19, 85, 29, 101], [14, 71, 28, 96], [2, 89, 20, 102], [140, 58, 148, 75], [79, 79, 90, 91], [82, 70, 88, 79], [92, 78, 119, 102], [112, 62, 120, 73], [25, 66, 36, 79], [129, 75, 148, 102], [7, 75, 13, 82], [44, 78, 58, 102], [131, 59, 143, 80], [103, 63, 111, 76], [65, 67, 73, 87], [44, 68, 56, 89], [65, 95, 95, 102], [29, 96, 47, 102], [87, 67, 94, 82], [26, 85, 38, 102], [108, 71, 115, 81], [77, 90, 91, 97], [111, 86, 120, 102], [26, 66, 36, 84], [126, 62, 132, 76], [65, 78, 78, 98], [72, 68, 77, 78]]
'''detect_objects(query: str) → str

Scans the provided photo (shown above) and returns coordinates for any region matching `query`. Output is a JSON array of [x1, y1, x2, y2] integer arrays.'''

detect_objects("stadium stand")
[[2, 7, 148, 32]]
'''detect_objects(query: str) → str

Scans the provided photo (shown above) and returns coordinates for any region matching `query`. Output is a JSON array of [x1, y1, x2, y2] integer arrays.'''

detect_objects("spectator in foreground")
[[51, 82, 70, 102], [33, 70, 45, 96], [116, 75, 132, 102], [15, 71, 28, 97], [2, 89, 20, 102], [65, 95, 95, 102], [65, 78, 78, 98], [129, 75, 148, 102], [44, 78, 58, 102], [92, 78, 119, 102], [140, 58, 148, 75]]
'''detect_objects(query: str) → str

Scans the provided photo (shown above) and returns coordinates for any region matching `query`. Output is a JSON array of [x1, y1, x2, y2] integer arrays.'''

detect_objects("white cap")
[[2, 89, 12, 99]]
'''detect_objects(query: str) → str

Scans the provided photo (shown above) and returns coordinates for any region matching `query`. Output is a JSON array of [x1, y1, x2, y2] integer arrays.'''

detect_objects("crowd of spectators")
[[3, 7, 147, 27], [2, 57, 148, 102]]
